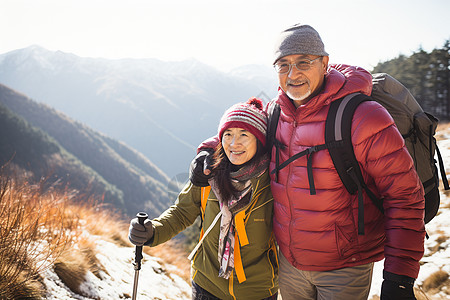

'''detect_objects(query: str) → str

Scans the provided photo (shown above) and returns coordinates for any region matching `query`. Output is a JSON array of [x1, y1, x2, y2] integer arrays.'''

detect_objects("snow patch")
[[43, 240, 190, 300]]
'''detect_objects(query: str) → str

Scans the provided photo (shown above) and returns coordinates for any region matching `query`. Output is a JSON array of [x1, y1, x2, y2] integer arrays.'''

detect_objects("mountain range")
[[0, 46, 278, 178]]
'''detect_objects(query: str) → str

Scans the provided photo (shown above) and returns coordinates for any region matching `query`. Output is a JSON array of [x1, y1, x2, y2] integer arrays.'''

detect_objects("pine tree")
[[371, 42, 450, 121]]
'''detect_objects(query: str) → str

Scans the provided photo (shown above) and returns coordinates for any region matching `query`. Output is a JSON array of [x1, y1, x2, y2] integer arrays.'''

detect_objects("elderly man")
[[192, 24, 425, 300]]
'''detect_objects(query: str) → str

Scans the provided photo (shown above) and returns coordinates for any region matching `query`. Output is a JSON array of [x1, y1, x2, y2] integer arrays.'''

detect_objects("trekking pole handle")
[[137, 212, 148, 225], [134, 212, 148, 270]]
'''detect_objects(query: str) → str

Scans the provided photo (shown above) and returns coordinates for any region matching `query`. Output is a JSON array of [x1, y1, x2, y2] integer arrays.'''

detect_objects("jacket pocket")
[[335, 223, 353, 258]]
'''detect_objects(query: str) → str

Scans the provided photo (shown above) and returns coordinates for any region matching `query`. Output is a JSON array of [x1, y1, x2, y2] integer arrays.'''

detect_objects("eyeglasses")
[[274, 57, 322, 74]]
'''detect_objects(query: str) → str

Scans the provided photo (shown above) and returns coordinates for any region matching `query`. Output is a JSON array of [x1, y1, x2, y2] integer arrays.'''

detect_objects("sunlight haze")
[[0, 0, 449, 72]]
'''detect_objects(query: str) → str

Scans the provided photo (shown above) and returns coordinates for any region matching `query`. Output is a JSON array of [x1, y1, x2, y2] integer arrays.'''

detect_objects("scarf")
[[208, 154, 269, 279]]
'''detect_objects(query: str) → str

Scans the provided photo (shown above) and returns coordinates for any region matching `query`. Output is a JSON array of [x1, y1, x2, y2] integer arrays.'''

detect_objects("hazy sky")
[[1, 0, 449, 72]]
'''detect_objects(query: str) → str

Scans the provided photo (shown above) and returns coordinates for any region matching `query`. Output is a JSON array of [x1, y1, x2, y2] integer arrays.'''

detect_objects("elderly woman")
[[128, 98, 278, 300]]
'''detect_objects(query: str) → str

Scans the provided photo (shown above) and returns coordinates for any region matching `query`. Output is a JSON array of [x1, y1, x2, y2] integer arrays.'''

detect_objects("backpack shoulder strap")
[[199, 185, 211, 238], [267, 100, 281, 151], [266, 100, 283, 182], [325, 93, 383, 235], [325, 93, 368, 194], [200, 185, 211, 220]]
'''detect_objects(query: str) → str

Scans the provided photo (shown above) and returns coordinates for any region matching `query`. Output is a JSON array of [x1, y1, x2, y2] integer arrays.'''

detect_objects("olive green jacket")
[[150, 170, 278, 300]]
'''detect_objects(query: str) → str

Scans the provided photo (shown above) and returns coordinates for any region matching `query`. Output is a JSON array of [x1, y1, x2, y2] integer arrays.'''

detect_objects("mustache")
[[286, 78, 309, 85]]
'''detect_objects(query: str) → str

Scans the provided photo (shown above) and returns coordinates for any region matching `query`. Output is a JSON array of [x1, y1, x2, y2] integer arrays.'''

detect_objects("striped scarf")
[[209, 154, 269, 279]]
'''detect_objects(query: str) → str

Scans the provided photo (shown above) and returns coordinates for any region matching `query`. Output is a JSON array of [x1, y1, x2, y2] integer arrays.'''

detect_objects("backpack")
[[268, 73, 449, 235]]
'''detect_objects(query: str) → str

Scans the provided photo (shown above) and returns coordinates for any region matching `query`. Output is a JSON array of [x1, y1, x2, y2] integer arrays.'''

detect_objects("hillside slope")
[[0, 83, 171, 217]]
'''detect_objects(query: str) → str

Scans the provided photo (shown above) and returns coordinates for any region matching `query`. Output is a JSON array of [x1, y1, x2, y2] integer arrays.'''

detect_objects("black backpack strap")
[[326, 93, 367, 193], [422, 112, 448, 225], [325, 93, 383, 235], [267, 101, 284, 182], [427, 113, 450, 191], [271, 144, 328, 195], [435, 140, 450, 190], [267, 101, 280, 150]]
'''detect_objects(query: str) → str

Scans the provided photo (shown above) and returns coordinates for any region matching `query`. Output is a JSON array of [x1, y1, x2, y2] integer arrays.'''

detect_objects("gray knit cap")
[[273, 24, 329, 64]]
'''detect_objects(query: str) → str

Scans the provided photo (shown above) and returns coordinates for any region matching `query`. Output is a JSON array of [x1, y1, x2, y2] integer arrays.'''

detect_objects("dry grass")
[[53, 234, 108, 296], [77, 202, 130, 248], [0, 166, 133, 299], [425, 234, 449, 257], [53, 249, 91, 296], [414, 287, 431, 300], [422, 270, 450, 293], [436, 122, 450, 142], [0, 175, 78, 299], [0, 168, 192, 299], [145, 239, 192, 282], [47, 196, 128, 295]]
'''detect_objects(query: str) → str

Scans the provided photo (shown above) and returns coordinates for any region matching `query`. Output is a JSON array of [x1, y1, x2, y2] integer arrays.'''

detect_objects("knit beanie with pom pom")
[[218, 97, 268, 146]]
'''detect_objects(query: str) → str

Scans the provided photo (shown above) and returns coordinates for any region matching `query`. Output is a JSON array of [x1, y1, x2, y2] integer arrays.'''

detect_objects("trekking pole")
[[132, 212, 148, 300]]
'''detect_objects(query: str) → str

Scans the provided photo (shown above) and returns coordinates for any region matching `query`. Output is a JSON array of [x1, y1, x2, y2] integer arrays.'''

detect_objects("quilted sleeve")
[[352, 101, 425, 278], [198, 136, 219, 153]]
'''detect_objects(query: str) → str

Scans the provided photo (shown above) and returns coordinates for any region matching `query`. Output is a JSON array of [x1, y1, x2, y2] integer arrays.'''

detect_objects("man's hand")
[[128, 218, 154, 246], [381, 271, 416, 300], [189, 149, 214, 187]]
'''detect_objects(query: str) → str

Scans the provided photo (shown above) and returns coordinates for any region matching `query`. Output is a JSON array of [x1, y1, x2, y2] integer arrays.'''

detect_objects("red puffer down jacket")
[[270, 64, 425, 278]]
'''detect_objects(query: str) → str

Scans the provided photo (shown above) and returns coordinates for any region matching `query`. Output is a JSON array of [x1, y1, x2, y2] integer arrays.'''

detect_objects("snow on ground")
[[41, 127, 450, 299], [42, 239, 191, 300], [369, 190, 450, 300]]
